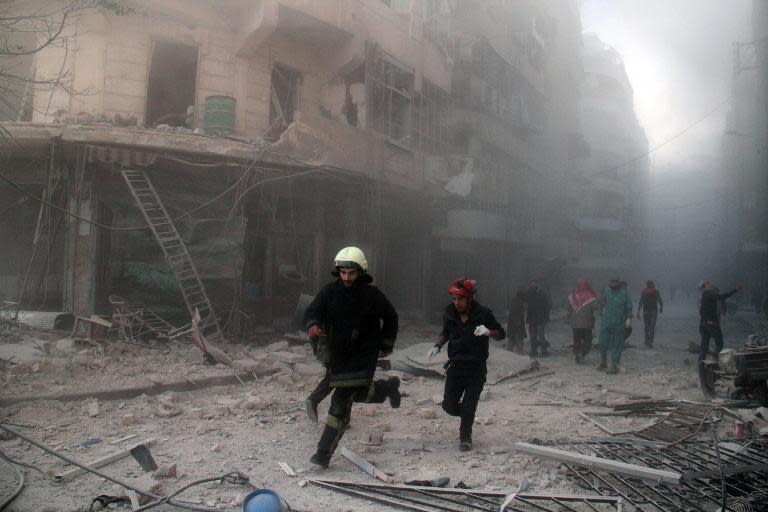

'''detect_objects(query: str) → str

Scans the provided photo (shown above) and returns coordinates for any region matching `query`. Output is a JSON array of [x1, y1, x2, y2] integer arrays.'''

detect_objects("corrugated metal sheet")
[[0, 310, 74, 330]]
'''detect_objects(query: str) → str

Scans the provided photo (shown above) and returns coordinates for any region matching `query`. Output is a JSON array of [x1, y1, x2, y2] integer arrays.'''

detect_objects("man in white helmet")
[[303, 246, 400, 468]]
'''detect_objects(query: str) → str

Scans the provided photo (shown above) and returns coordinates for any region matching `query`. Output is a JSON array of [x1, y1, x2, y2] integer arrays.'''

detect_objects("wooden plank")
[[339, 446, 394, 484], [514, 442, 682, 485], [278, 461, 296, 477], [53, 439, 156, 481]]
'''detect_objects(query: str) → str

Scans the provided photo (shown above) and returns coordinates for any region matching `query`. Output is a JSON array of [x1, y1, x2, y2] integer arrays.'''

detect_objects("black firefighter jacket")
[[304, 273, 398, 388], [441, 301, 505, 374]]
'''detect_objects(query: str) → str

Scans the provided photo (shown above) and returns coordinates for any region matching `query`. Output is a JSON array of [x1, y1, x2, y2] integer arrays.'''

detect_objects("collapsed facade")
[[0, 0, 643, 338]]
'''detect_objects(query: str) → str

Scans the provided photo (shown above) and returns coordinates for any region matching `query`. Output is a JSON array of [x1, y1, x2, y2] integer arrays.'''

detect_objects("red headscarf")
[[448, 278, 476, 298], [569, 278, 597, 312]]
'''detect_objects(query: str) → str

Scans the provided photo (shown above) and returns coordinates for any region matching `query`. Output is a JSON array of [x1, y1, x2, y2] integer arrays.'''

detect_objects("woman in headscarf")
[[567, 278, 600, 364]]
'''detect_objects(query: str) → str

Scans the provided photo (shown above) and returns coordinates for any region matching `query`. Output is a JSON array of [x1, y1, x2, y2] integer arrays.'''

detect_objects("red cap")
[[448, 278, 476, 298]]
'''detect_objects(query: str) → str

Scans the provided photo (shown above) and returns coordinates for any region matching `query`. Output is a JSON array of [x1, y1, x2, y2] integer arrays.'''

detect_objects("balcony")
[[238, 0, 353, 55]]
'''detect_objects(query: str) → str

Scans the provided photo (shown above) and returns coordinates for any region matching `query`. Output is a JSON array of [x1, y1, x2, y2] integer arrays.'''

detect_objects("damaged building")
[[566, 33, 650, 288], [2, 0, 621, 337]]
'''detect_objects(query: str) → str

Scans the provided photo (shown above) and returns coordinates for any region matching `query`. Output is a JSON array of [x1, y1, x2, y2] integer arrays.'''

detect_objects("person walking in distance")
[[698, 280, 741, 362], [598, 278, 633, 374], [506, 287, 527, 353], [428, 279, 505, 451], [304, 246, 400, 468], [637, 280, 663, 348], [524, 280, 550, 357], [567, 278, 600, 364]]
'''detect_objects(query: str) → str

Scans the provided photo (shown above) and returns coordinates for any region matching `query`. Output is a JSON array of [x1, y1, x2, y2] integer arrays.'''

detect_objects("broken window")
[[412, 80, 449, 155], [145, 41, 198, 128], [267, 63, 302, 141], [366, 45, 413, 144]]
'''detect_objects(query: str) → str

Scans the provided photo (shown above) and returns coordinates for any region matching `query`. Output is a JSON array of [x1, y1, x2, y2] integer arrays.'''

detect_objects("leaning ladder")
[[121, 169, 225, 345]]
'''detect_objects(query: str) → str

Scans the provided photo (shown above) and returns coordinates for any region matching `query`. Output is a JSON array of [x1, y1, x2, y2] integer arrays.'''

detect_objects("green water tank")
[[203, 95, 236, 135]]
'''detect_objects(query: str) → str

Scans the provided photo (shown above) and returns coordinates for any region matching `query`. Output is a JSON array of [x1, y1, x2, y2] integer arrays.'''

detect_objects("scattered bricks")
[[232, 359, 265, 373], [419, 408, 438, 419], [372, 423, 392, 432], [361, 407, 378, 417], [430, 395, 443, 404], [87, 400, 100, 418], [120, 413, 137, 426]]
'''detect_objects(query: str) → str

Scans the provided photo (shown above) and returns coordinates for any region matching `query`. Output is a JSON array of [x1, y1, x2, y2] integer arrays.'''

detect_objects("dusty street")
[[0, 303, 761, 511]]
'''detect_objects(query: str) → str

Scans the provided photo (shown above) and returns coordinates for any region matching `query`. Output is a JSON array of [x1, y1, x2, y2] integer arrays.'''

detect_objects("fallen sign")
[[514, 442, 682, 485], [307, 479, 623, 512]]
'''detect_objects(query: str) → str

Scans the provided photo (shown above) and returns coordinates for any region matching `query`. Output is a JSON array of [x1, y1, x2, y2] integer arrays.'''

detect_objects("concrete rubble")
[[2, 314, 765, 511]]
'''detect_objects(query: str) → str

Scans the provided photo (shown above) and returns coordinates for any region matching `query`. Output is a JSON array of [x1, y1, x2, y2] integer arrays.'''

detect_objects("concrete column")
[[62, 148, 98, 316]]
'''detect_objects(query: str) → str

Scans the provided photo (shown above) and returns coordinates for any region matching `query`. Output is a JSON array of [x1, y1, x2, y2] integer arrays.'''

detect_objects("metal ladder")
[[121, 169, 225, 345]]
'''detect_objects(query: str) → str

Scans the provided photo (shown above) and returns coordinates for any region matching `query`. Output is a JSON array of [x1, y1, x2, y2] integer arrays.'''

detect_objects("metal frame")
[[308, 479, 622, 512], [525, 440, 768, 511]]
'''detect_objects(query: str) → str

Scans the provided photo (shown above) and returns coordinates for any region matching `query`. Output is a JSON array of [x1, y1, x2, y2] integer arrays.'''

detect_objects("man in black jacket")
[[428, 278, 505, 451], [698, 280, 741, 361], [304, 246, 400, 468], [524, 280, 550, 357]]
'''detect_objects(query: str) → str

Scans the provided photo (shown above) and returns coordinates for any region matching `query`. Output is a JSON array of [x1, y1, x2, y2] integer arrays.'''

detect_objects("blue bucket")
[[242, 489, 289, 512]]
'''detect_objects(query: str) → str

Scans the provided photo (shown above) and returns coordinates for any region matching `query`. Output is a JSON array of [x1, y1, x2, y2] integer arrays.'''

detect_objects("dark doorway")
[[145, 41, 198, 128]]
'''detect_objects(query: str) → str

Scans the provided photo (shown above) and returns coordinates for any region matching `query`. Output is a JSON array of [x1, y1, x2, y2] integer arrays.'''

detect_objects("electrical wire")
[[711, 428, 728, 512], [0, 451, 24, 510], [0, 159, 328, 232]]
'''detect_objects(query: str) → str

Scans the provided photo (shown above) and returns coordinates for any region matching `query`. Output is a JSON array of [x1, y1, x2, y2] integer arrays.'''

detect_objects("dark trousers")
[[572, 328, 592, 356], [316, 379, 391, 457], [643, 312, 658, 346], [307, 370, 332, 404], [528, 323, 547, 356], [699, 322, 724, 361], [442, 367, 486, 439]]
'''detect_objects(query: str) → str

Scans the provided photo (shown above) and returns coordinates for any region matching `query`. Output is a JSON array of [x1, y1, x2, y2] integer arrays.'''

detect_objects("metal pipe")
[[0, 423, 216, 512]]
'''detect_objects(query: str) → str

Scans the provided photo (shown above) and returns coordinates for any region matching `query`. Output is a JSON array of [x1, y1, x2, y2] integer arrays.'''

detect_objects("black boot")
[[386, 376, 401, 408], [459, 414, 474, 451], [310, 424, 343, 468]]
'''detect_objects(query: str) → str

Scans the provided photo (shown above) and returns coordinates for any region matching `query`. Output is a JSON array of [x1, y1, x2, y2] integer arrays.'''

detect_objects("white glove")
[[624, 318, 632, 328], [474, 325, 491, 336], [427, 346, 440, 360]]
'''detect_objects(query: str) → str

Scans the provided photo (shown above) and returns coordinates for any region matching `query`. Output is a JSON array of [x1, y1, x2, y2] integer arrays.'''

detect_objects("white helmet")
[[334, 246, 368, 272]]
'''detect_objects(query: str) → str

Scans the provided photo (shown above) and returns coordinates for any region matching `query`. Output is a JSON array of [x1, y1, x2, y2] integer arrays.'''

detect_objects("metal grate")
[[532, 440, 768, 511], [309, 480, 622, 512]]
